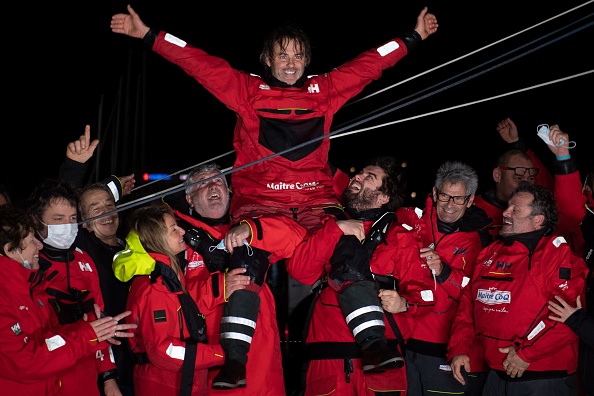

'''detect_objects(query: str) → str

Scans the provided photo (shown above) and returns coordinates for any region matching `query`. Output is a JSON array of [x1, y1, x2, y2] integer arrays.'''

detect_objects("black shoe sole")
[[212, 379, 247, 389], [362, 356, 405, 373]]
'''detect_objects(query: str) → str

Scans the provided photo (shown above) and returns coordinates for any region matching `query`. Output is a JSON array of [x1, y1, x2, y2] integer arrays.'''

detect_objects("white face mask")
[[42, 223, 78, 250]]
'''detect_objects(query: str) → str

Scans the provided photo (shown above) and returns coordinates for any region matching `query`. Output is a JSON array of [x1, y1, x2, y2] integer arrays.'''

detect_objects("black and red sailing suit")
[[474, 142, 586, 255], [172, 207, 306, 395], [145, 28, 420, 231], [396, 195, 492, 394], [286, 210, 436, 395], [448, 229, 588, 387], [33, 244, 117, 396], [0, 254, 111, 395]]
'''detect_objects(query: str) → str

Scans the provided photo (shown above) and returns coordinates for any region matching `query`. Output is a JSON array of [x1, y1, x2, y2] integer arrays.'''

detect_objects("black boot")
[[212, 359, 247, 389], [212, 289, 260, 390], [338, 280, 403, 373], [361, 339, 404, 373]]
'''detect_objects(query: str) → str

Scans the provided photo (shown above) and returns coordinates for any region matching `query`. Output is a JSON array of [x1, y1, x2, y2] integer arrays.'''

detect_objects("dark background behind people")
[[3, 1, 593, 208]]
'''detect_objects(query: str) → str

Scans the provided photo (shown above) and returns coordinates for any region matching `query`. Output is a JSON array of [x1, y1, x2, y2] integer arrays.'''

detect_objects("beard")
[[342, 187, 382, 212]]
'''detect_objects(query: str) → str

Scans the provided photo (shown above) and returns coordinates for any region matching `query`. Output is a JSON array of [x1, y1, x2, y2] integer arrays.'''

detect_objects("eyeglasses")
[[498, 166, 540, 177], [436, 192, 470, 205]]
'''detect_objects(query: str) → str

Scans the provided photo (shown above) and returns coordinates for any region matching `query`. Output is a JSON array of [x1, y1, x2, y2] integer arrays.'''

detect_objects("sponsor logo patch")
[[477, 287, 511, 305], [11, 322, 22, 336]]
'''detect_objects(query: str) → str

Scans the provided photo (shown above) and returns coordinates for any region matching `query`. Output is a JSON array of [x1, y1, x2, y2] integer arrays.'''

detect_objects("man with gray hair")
[[165, 162, 306, 393], [397, 160, 492, 395]]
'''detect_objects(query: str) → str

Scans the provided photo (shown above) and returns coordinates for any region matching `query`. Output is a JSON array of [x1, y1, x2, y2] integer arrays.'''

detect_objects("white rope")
[[96, 3, 593, 220], [348, 0, 594, 104], [333, 69, 594, 140]]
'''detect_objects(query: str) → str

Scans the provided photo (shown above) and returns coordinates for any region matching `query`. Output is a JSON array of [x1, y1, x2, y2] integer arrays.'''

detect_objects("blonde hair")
[[127, 204, 183, 281]]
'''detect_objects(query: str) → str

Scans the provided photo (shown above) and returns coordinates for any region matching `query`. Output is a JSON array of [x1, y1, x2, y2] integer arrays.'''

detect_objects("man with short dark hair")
[[287, 156, 436, 395], [449, 181, 588, 395]]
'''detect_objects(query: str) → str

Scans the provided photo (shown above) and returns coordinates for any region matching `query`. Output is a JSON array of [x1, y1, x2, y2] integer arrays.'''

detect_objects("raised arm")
[[110, 4, 150, 39], [414, 7, 439, 40]]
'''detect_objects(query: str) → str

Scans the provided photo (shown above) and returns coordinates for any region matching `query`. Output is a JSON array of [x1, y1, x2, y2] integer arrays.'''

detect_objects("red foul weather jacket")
[[474, 150, 586, 255], [286, 215, 436, 395], [113, 244, 225, 396], [33, 246, 116, 396], [150, 30, 411, 219], [176, 209, 307, 395], [396, 196, 490, 372], [0, 255, 110, 396], [448, 233, 588, 377]]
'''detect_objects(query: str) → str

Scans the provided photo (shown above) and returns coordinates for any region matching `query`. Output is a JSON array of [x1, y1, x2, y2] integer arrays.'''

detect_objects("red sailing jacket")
[[286, 216, 436, 394], [33, 246, 115, 396], [396, 196, 488, 372], [474, 150, 586, 255], [448, 234, 589, 374], [0, 256, 108, 396], [151, 31, 410, 217], [121, 251, 224, 396], [176, 210, 306, 396]]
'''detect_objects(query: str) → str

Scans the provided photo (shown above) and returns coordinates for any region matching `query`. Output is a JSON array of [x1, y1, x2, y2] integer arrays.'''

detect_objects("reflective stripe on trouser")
[[220, 289, 260, 364], [338, 280, 385, 348]]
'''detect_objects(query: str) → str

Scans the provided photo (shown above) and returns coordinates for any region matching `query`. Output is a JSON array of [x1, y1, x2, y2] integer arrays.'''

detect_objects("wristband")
[[99, 369, 119, 383], [556, 154, 570, 161]]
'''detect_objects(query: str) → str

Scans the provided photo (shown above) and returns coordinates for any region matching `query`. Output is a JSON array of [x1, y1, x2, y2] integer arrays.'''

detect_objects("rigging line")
[[132, 11, 594, 194], [119, 19, 593, 213], [126, 6, 594, 194], [91, 68, 592, 225], [346, 0, 594, 106], [334, 12, 594, 131], [332, 19, 594, 139], [131, 149, 235, 192], [99, 5, 594, 219], [333, 69, 594, 140]]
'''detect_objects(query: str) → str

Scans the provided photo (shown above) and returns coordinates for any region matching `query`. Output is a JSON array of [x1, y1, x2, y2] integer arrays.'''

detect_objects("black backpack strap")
[[385, 312, 406, 356], [179, 341, 197, 396], [363, 212, 406, 355], [301, 277, 327, 344]]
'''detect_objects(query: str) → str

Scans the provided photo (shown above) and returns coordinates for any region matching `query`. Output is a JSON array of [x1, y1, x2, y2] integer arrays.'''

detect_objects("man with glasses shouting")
[[474, 117, 587, 250]]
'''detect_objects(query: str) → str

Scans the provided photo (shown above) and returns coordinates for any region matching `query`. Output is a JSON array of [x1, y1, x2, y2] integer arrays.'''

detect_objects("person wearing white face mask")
[[26, 178, 125, 396], [0, 203, 137, 395], [38, 219, 79, 249]]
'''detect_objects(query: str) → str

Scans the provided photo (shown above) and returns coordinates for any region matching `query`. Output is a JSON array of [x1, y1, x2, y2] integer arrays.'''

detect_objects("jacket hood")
[[112, 231, 156, 282]]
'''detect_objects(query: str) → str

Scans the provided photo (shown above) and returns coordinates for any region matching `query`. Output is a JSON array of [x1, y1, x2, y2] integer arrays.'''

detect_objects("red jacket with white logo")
[[286, 216, 436, 393], [152, 31, 409, 216], [33, 246, 116, 396], [397, 196, 488, 372], [474, 150, 586, 255], [176, 210, 306, 396], [0, 255, 108, 396], [448, 233, 588, 374]]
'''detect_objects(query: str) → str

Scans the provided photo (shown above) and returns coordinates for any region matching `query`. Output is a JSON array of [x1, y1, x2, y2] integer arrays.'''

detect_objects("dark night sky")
[[5, 1, 594, 208]]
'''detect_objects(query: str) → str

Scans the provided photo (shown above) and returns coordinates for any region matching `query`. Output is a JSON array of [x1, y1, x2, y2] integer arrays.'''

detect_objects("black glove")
[[362, 212, 396, 258], [177, 218, 230, 273], [229, 245, 270, 287], [328, 235, 372, 290]]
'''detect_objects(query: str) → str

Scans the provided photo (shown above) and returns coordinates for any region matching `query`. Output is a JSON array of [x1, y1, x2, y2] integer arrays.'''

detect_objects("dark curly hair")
[[0, 204, 36, 253], [513, 181, 558, 231], [366, 156, 407, 211]]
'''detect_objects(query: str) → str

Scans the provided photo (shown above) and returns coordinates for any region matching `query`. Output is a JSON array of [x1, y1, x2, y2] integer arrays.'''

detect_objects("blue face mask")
[[16, 250, 31, 269], [41, 222, 78, 250]]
